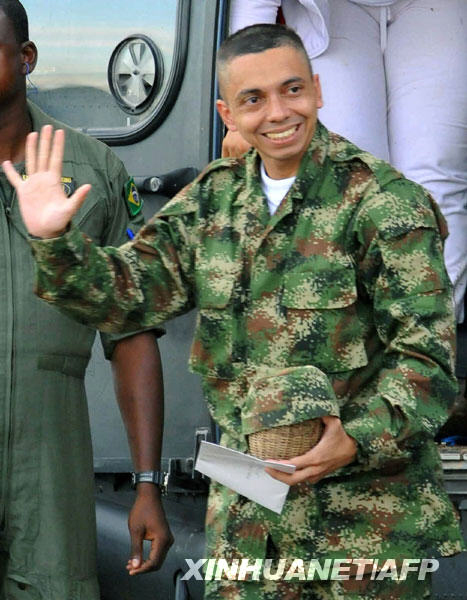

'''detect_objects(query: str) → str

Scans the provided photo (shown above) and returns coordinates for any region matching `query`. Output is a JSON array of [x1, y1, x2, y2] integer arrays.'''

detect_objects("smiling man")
[[216, 41, 322, 180], [2, 23, 465, 600]]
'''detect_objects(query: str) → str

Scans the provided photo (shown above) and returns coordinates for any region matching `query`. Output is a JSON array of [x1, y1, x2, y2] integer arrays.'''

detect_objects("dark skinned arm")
[[111, 331, 173, 575]]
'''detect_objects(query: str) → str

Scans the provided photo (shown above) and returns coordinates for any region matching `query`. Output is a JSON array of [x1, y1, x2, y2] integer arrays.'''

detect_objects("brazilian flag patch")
[[125, 177, 143, 217]]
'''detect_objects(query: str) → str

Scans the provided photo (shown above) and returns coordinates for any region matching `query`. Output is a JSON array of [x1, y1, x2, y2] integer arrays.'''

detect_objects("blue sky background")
[[22, 0, 177, 89]]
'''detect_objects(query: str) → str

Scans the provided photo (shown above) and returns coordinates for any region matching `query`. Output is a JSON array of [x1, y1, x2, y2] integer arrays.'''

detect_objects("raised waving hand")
[[2, 125, 91, 238]]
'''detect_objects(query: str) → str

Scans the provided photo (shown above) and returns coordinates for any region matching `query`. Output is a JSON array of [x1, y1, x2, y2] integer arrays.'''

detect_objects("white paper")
[[195, 441, 296, 514]]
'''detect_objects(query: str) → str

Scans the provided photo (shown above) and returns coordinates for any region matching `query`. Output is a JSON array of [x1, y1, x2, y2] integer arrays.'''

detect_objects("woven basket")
[[248, 418, 323, 460]]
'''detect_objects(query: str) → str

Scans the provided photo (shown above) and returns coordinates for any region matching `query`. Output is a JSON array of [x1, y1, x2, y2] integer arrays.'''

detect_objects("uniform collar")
[[241, 120, 329, 191], [292, 120, 329, 202], [27, 100, 64, 131], [237, 120, 330, 217], [26, 101, 76, 172]]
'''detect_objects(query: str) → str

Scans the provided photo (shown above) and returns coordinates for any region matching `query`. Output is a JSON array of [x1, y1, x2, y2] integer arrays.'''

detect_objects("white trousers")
[[312, 0, 467, 321]]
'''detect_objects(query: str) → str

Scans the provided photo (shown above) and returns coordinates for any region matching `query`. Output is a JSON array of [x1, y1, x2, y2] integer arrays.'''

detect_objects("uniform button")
[[17, 582, 27, 591], [233, 407, 241, 417]]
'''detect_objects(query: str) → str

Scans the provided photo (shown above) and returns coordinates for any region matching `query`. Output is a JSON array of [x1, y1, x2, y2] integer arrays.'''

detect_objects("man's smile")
[[217, 46, 323, 177], [263, 123, 301, 141]]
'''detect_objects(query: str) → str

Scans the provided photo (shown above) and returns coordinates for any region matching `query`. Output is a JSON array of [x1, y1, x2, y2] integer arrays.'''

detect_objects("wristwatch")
[[131, 470, 168, 494]]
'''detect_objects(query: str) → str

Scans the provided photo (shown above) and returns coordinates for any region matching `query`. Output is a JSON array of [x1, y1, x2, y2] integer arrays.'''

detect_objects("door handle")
[[134, 167, 199, 197]]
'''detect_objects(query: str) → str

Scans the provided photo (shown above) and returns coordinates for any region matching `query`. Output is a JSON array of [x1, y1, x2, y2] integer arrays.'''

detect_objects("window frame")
[[84, 0, 191, 146]]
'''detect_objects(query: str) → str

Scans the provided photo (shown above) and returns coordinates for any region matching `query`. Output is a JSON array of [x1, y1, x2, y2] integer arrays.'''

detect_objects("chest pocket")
[[282, 256, 368, 373], [189, 271, 238, 380], [71, 193, 105, 244]]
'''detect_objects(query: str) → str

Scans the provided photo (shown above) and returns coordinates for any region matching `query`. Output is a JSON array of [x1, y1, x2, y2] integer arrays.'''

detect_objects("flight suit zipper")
[[0, 197, 14, 538]]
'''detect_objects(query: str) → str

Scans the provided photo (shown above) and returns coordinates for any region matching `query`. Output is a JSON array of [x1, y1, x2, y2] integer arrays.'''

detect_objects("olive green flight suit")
[[0, 102, 145, 599]]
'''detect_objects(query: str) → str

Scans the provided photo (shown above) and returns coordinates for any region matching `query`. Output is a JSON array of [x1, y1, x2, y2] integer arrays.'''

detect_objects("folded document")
[[195, 441, 296, 514]]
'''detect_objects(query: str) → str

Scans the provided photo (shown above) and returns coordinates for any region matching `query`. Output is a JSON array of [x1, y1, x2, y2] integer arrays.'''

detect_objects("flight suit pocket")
[[37, 354, 89, 379], [71, 195, 105, 244], [283, 259, 368, 373]]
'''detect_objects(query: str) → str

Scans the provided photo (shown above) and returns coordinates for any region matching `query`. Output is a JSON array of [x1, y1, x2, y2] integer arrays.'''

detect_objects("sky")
[[22, 0, 177, 89]]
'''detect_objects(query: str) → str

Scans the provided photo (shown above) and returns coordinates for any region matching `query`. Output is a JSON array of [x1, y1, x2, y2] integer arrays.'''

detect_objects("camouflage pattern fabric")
[[29, 121, 464, 570], [204, 571, 432, 599]]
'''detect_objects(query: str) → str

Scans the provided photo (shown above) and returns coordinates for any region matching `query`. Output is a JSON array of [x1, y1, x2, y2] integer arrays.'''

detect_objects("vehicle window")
[[23, 0, 182, 139]]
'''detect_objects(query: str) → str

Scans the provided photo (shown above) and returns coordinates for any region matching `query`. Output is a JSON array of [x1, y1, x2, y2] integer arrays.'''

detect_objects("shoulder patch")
[[60, 176, 76, 197], [125, 177, 143, 217], [22, 173, 76, 197]]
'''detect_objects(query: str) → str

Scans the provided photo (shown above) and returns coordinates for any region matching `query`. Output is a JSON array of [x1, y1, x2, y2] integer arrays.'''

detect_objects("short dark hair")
[[217, 23, 312, 96], [0, 0, 29, 44]]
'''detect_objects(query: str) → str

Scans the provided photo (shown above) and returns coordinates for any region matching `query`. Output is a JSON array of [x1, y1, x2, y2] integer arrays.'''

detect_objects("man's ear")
[[216, 99, 238, 132], [313, 73, 324, 109], [21, 41, 38, 76]]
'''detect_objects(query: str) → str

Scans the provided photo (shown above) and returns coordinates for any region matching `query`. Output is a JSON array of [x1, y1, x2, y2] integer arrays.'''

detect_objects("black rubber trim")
[[107, 34, 164, 116], [210, 0, 230, 161], [91, 0, 191, 146]]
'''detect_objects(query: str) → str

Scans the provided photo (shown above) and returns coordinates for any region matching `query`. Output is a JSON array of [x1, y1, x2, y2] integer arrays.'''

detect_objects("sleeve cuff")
[[29, 223, 85, 264], [342, 396, 411, 472], [101, 327, 166, 360]]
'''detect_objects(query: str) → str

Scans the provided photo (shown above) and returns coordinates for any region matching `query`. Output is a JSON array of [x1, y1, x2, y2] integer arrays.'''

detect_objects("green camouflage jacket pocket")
[[283, 254, 368, 373]]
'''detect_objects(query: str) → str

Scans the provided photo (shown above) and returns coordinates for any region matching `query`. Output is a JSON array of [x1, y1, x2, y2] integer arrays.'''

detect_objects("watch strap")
[[131, 470, 168, 492]]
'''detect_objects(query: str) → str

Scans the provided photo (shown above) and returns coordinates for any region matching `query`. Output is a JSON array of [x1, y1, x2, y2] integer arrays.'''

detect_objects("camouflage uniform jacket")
[[30, 121, 464, 563]]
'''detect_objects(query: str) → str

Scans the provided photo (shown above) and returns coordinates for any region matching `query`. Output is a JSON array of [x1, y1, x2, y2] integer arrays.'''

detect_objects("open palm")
[[2, 125, 91, 238]]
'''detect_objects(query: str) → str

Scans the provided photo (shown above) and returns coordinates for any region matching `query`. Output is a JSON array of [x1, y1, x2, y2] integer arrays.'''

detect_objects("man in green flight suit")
[[0, 1, 172, 598], [3, 22, 465, 600]]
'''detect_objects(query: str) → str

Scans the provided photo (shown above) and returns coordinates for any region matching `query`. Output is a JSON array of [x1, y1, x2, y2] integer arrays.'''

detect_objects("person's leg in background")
[[386, 0, 467, 434], [385, 0, 467, 324], [311, 0, 389, 161]]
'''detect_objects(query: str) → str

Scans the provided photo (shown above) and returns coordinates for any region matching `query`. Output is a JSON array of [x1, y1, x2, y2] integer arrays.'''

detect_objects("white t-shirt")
[[260, 162, 296, 215]]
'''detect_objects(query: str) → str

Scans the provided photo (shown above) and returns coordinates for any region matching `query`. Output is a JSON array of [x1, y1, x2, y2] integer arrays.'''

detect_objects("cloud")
[[33, 25, 174, 54]]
